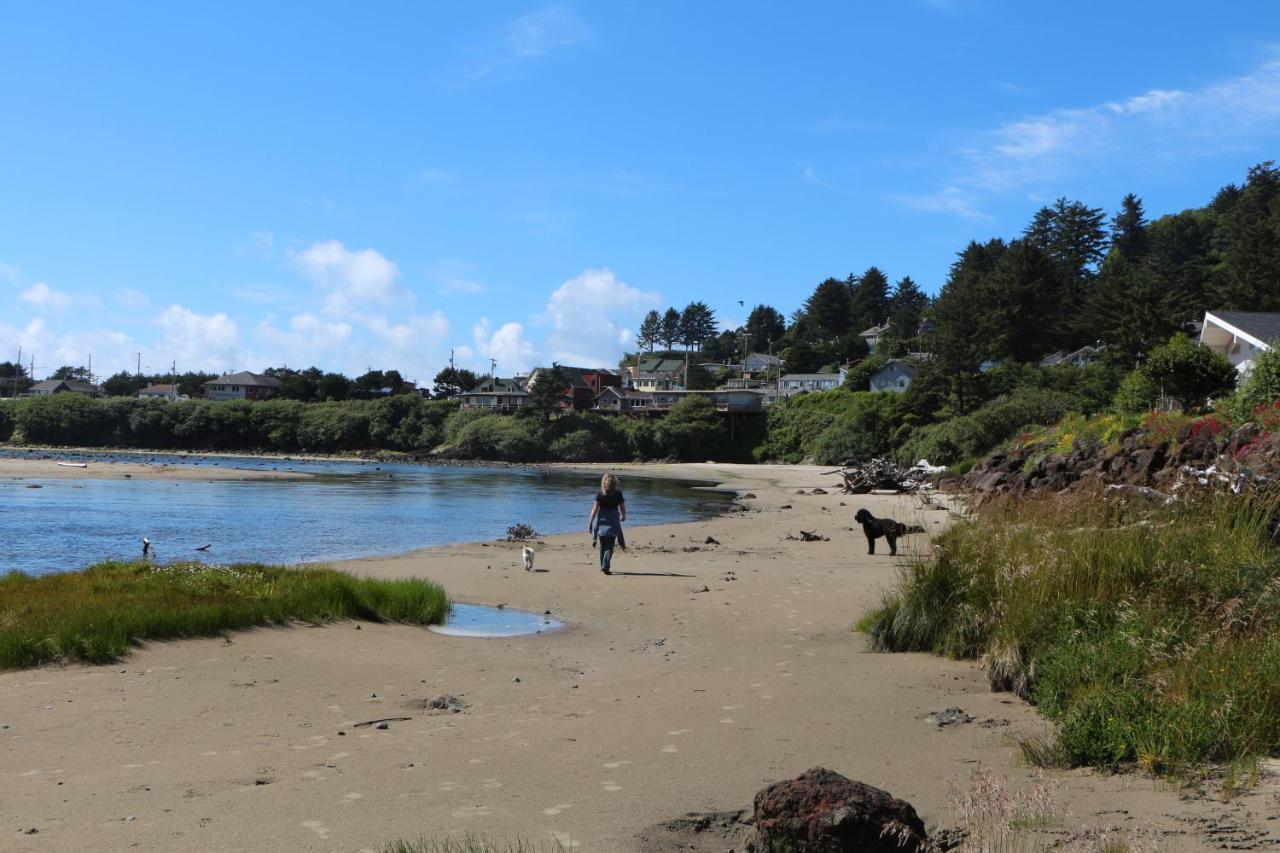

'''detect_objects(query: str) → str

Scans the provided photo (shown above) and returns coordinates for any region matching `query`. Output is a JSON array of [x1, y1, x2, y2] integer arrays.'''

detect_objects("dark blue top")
[[594, 489, 625, 537]]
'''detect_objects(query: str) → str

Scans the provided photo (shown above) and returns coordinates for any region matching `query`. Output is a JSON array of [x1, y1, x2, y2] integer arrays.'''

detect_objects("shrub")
[[452, 416, 546, 462], [1235, 347, 1280, 414], [1112, 369, 1159, 415], [896, 387, 1078, 466], [1137, 332, 1237, 413], [655, 396, 727, 460]]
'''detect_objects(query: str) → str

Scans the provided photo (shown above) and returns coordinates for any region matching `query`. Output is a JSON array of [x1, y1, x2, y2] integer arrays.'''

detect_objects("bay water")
[[1, 451, 732, 577]]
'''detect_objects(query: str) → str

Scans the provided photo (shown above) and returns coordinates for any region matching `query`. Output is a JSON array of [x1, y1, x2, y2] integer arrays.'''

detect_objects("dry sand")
[[3, 462, 1278, 852]]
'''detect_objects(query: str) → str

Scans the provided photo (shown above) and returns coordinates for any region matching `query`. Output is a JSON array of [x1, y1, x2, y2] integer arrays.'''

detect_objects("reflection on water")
[[1, 451, 731, 577], [429, 603, 565, 638]]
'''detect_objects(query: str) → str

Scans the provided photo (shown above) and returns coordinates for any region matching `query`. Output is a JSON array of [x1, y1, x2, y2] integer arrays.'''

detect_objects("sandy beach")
[[0, 453, 312, 481], [3, 461, 1278, 852]]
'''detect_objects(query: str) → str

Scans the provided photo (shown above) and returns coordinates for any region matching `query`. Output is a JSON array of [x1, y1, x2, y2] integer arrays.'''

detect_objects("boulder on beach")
[[751, 767, 927, 852]]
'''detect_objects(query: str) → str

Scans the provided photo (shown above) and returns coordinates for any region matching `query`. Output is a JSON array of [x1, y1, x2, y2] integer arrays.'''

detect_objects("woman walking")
[[588, 472, 626, 575]]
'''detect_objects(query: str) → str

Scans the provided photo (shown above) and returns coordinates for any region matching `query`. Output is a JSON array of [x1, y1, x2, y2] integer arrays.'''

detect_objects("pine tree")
[[661, 307, 682, 350], [851, 266, 890, 329], [744, 304, 785, 352], [930, 239, 1006, 412], [887, 276, 928, 340], [679, 301, 718, 351], [637, 310, 662, 352], [797, 278, 854, 342], [1211, 161, 1280, 311]]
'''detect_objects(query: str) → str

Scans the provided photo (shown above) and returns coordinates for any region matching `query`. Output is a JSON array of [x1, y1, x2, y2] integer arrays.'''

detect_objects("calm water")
[[1, 450, 732, 577]]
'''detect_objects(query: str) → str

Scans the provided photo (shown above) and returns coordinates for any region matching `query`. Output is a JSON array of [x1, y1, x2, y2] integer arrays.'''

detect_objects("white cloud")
[[908, 53, 1280, 217], [19, 282, 72, 311], [473, 318, 538, 373], [294, 240, 406, 315], [459, 5, 588, 84], [0, 317, 139, 379], [429, 260, 487, 295], [356, 311, 450, 351], [0, 261, 17, 283], [415, 168, 453, 183], [543, 268, 661, 366], [800, 162, 831, 190], [255, 312, 354, 368], [155, 305, 241, 373]]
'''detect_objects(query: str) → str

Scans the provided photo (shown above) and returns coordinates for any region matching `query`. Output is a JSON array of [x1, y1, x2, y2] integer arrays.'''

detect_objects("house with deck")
[[629, 357, 685, 391], [459, 378, 530, 412], [1040, 345, 1104, 369], [1199, 310, 1280, 378], [138, 383, 180, 400], [204, 372, 282, 401]]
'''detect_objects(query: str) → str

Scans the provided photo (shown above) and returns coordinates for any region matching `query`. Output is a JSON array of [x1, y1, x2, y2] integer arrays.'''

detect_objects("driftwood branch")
[[352, 716, 413, 728]]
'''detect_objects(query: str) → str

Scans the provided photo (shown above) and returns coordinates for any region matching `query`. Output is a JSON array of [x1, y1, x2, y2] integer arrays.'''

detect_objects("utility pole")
[[490, 358, 497, 379], [14, 345, 21, 398]]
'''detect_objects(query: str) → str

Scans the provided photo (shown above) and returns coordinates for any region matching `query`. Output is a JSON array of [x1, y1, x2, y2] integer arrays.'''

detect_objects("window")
[[898, 378, 906, 388]]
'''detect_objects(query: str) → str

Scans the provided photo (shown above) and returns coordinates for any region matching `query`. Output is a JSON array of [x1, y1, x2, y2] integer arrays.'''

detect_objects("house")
[[592, 387, 655, 413], [203, 371, 282, 401], [860, 323, 890, 355], [742, 352, 782, 375], [648, 390, 765, 413], [628, 357, 685, 391], [1040, 345, 1105, 369], [27, 379, 99, 397], [526, 366, 622, 410], [138, 383, 180, 400], [1199, 310, 1280, 378], [458, 388, 530, 412], [779, 369, 846, 396], [869, 359, 919, 393]]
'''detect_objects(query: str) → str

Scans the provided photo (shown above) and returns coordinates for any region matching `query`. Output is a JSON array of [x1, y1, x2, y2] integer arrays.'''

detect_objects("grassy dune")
[[0, 560, 449, 670], [860, 489, 1280, 776]]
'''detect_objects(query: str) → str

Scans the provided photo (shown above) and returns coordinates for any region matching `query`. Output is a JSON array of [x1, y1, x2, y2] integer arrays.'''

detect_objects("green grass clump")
[[861, 490, 1280, 775], [0, 561, 449, 670]]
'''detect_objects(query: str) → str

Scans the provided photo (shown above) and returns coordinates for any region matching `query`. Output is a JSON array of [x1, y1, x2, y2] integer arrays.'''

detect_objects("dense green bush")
[[896, 387, 1079, 465], [451, 415, 546, 461], [1234, 347, 1280, 416], [1137, 332, 1237, 412], [1112, 369, 1160, 415], [1, 394, 459, 454], [756, 389, 903, 462], [655, 396, 728, 460]]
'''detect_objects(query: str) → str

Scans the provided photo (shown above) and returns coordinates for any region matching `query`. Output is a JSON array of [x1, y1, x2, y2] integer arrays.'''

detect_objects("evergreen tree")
[[0, 361, 32, 397], [744, 304, 785, 352], [661, 307, 683, 350], [850, 266, 890, 329], [887, 276, 928, 340], [931, 239, 1007, 412], [678, 301, 718, 351], [1109, 193, 1149, 259], [797, 277, 854, 342], [432, 366, 481, 398], [528, 363, 570, 423], [1211, 161, 1280, 311], [51, 365, 92, 382], [636, 310, 662, 352]]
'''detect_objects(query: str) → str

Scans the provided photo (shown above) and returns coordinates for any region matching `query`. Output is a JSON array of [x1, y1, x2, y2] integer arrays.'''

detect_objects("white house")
[[138, 383, 180, 400], [1199, 311, 1280, 378], [1040, 345, 1105, 369], [779, 369, 846, 396], [204, 371, 282, 401], [860, 323, 890, 355], [27, 379, 99, 397], [742, 352, 782, 375]]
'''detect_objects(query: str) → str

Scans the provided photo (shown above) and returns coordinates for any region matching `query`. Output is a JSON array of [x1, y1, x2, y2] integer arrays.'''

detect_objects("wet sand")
[[0, 455, 311, 481], [2, 462, 1277, 851]]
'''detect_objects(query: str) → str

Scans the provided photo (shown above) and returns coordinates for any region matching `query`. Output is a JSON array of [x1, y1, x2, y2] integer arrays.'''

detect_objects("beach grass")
[[0, 560, 449, 670], [860, 488, 1280, 776]]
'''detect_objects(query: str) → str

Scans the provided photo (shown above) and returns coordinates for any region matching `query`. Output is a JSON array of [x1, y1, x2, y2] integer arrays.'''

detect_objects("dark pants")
[[598, 535, 616, 571]]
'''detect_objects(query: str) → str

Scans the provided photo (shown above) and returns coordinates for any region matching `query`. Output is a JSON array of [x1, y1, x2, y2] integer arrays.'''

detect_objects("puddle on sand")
[[429, 603, 564, 638]]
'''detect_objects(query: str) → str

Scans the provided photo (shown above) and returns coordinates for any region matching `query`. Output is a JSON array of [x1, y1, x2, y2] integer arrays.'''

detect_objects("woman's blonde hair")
[[600, 473, 619, 493]]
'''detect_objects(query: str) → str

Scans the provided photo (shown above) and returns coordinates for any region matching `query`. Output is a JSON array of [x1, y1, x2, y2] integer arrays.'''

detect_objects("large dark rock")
[[752, 767, 927, 852]]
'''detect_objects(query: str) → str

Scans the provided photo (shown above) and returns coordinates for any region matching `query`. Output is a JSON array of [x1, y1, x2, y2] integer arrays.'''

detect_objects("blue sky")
[[3, 1, 1279, 382]]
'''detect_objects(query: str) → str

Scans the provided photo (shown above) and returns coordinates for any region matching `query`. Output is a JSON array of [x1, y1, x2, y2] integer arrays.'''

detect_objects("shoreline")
[[2, 462, 1275, 851]]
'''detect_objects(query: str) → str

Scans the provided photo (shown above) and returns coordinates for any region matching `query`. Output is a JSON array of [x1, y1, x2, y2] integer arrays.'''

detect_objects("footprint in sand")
[[439, 781, 460, 792], [483, 779, 503, 790], [342, 792, 363, 803], [300, 770, 322, 780], [666, 729, 691, 736], [542, 803, 573, 816], [602, 781, 623, 792], [602, 761, 631, 769], [720, 717, 734, 724], [661, 745, 679, 754], [722, 704, 741, 711], [301, 820, 331, 839]]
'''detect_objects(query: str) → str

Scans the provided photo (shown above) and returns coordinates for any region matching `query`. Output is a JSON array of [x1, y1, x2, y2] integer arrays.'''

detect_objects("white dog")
[[521, 546, 535, 572]]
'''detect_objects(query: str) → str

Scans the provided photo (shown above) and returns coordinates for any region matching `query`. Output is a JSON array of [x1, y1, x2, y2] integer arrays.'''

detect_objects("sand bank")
[[0, 454, 311, 481], [2, 462, 1276, 851]]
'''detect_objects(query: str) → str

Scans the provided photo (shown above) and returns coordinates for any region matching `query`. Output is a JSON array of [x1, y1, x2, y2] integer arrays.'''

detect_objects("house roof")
[[636, 357, 685, 372], [139, 384, 177, 393], [872, 359, 920, 376], [475, 377, 524, 393], [595, 387, 652, 400], [204, 371, 282, 388], [1205, 311, 1280, 348], [860, 323, 890, 337], [744, 352, 781, 365], [780, 373, 842, 381], [30, 379, 98, 393]]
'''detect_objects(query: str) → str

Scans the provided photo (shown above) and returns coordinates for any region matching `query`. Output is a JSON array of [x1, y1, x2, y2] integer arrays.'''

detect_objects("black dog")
[[854, 508, 910, 556]]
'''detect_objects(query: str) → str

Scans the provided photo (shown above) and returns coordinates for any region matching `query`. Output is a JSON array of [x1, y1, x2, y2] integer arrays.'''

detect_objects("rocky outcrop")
[[959, 420, 1280, 502], [751, 767, 928, 852]]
